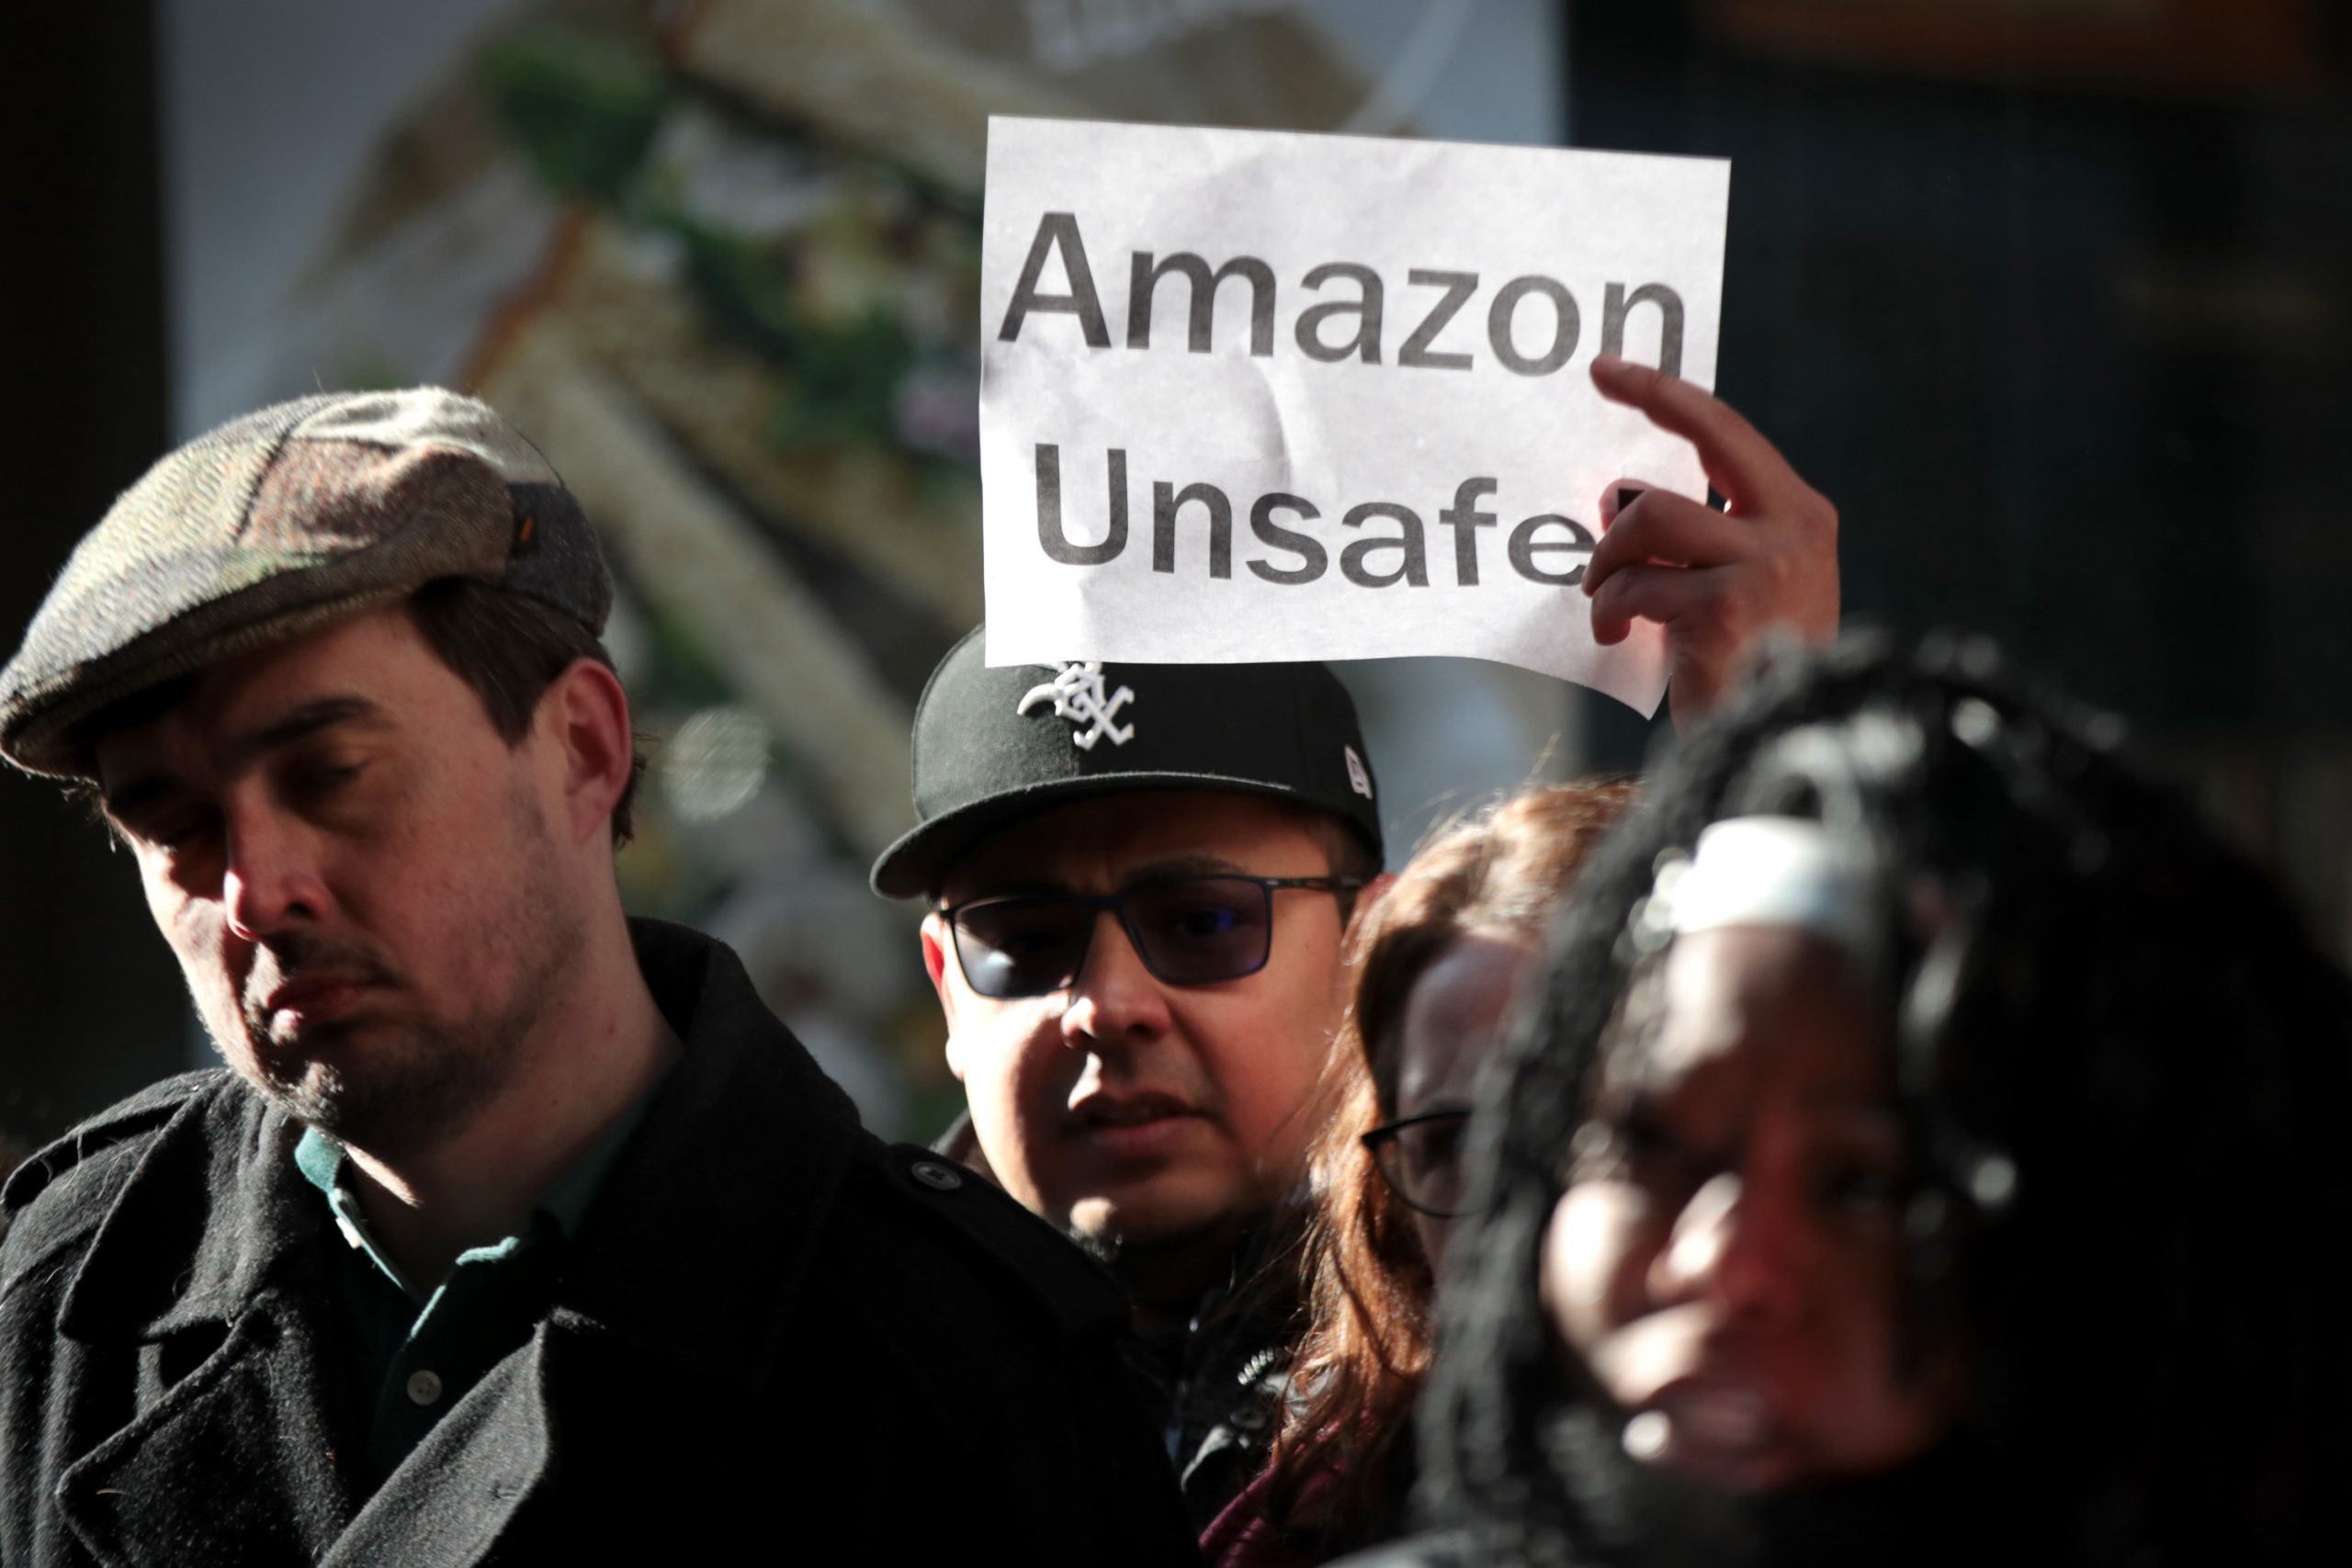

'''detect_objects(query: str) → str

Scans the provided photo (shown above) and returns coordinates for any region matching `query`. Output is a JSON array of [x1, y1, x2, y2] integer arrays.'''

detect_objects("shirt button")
[[406, 1370, 445, 1407], [910, 1160, 965, 1191]]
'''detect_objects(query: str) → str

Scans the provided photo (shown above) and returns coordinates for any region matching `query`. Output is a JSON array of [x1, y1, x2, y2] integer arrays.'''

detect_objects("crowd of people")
[[0, 357, 2344, 1568]]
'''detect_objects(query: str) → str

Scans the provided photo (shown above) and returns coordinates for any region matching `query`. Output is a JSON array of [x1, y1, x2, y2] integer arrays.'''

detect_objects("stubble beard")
[[1058, 1135, 1308, 1309], [263, 1009, 514, 1161], [1068, 1198, 1262, 1312], [211, 787, 584, 1164]]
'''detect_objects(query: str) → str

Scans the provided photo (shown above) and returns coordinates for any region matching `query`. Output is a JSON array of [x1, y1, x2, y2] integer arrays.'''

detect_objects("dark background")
[[6, 0, 2348, 1153], [1574, 0, 2352, 944], [1, 5, 185, 1155], [1584, 0, 2352, 729]]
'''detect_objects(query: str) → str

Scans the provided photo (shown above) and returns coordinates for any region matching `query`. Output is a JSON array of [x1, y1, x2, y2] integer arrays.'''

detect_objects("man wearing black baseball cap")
[[0, 389, 1193, 1565], [877, 358, 1843, 1525]]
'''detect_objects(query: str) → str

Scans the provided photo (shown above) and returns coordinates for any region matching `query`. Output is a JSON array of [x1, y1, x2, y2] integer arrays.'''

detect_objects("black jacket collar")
[[59, 919, 865, 1377], [59, 1080, 318, 1342], [47, 920, 872, 1568], [544, 918, 863, 1384]]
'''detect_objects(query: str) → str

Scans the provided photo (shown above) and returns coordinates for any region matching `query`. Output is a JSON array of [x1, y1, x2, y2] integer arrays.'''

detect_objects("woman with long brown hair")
[[1202, 782, 1636, 1564]]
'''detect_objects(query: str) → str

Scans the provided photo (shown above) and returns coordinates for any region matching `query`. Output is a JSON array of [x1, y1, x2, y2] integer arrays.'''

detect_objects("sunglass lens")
[[1126, 878, 1272, 984], [954, 898, 1091, 998]]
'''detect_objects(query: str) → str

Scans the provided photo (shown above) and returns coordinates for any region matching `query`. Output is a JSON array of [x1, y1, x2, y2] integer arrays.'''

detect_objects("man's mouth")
[[1067, 1092, 1214, 1157], [1071, 1091, 1200, 1130], [254, 975, 376, 1032]]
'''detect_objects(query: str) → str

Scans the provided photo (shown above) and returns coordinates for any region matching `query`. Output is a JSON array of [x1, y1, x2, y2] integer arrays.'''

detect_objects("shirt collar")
[[65, 922, 865, 1377], [293, 1085, 661, 1300]]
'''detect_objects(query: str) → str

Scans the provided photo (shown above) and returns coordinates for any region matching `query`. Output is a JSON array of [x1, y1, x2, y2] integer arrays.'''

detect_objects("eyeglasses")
[[1363, 1108, 1476, 1218], [940, 874, 1365, 999]]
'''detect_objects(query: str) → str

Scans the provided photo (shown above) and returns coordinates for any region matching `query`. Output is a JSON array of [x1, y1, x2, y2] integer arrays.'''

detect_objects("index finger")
[[1589, 355, 1800, 511]]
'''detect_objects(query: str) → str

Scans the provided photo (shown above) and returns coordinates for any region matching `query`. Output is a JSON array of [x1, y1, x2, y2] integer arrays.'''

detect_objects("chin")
[[1067, 1175, 1253, 1249], [258, 1038, 502, 1160]]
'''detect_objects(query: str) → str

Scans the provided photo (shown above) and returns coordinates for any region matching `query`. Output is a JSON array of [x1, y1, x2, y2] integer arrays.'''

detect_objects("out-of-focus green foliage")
[[488, 23, 940, 455], [665, 220, 922, 448], [481, 25, 670, 204]]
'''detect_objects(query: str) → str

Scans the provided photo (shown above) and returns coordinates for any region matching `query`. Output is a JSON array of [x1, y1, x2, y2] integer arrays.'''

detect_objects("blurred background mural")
[[4, 0, 2347, 1153]]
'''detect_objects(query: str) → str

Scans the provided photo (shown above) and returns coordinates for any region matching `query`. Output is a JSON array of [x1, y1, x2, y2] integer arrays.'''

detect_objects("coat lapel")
[[56, 1283, 357, 1567], [319, 1328, 556, 1568], [53, 1089, 360, 1567]]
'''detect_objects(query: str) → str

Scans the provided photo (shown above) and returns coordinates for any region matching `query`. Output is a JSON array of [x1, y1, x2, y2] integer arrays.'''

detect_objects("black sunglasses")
[[940, 874, 1365, 999], [1362, 1107, 1477, 1218]]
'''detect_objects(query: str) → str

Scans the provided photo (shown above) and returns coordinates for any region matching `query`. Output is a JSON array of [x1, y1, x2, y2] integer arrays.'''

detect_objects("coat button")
[[910, 1160, 965, 1191], [406, 1370, 445, 1406]]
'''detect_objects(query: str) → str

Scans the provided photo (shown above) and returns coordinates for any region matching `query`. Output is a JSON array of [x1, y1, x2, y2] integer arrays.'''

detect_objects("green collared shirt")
[[293, 1092, 656, 1488]]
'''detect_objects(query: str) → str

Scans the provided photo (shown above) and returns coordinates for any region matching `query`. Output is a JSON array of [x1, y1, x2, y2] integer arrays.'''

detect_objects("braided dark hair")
[[1417, 633, 2352, 1567]]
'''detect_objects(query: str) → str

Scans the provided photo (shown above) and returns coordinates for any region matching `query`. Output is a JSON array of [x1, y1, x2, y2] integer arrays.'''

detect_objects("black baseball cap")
[[870, 626, 1384, 898]]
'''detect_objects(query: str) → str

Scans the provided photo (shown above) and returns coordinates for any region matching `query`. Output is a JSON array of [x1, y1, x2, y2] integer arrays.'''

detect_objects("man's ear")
[[544, 658, 634, 847], [920, 911, 968, 1083]]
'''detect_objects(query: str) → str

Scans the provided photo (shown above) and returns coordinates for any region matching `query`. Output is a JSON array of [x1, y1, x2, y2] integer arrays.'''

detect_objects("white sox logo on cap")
[[872, 627, 1383, 898], [1017, 661, 1136, 750]]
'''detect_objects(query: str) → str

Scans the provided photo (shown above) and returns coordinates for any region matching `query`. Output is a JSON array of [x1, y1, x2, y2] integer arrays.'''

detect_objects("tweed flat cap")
[[0, 388, 611, 779]]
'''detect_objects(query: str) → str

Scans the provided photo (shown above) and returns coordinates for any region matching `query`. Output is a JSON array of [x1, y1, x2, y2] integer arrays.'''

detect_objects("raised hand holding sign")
[[1583, 355, 1842, 727]]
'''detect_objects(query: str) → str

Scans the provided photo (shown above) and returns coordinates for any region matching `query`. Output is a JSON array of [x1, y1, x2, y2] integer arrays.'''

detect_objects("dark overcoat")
[[0, 920, 1200, 1566]]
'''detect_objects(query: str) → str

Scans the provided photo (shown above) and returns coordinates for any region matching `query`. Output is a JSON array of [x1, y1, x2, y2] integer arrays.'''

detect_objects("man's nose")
[[221, 811, 332, 940], [1649, 1171, 1804, 1329], [1059, 909, 1173, 1048]]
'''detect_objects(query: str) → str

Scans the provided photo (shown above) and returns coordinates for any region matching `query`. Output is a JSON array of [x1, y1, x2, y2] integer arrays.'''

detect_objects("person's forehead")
[[91, 606, 447, 783], [1396, 934, 1532, 1110], [940, 788, 1331, 898], [1637, 925, 1889, 1098]]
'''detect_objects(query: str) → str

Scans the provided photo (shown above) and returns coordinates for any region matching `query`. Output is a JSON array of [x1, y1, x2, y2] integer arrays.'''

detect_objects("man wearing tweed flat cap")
[[0, 390, 1193, 1567]]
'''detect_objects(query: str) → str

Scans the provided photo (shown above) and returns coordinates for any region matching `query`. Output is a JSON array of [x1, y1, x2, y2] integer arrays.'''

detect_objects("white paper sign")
[[979, 117, 1729, 714]]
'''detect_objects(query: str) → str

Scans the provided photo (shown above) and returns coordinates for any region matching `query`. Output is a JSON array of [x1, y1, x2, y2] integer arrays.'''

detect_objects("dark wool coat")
[[933, 1111, 1298, 1534], [0, 921, 1201, 1567]]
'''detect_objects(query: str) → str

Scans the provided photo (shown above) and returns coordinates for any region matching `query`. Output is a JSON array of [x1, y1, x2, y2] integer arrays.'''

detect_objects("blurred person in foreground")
[[1204, 783, 1639, 1567], [876, 356, 1841, 1526], [1350, 637, 2352, 1568], [0, 390, 1193, 1566]]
